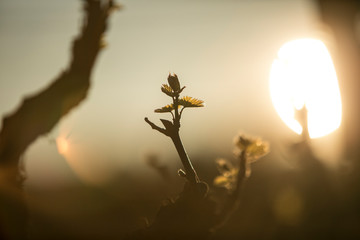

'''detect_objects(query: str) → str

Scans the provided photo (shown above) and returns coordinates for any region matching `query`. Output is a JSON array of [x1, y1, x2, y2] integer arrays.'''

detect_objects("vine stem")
[[144, 117, 199, 185], [145, 89, 202, 185], [170, 131, 199, 184]]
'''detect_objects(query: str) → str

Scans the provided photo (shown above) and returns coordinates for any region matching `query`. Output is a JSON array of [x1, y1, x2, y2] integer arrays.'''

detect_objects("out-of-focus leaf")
[[154, 104, 175, 113], [161, 84, 174, 97], [247, 139, 270, 161], [214, 158, 239, 191], [179, 96, 204, 108], [234, 134, 270, 161], [215, 158, 233, 176], [234, 135, 252, 152], [214, 176, 231, 189]]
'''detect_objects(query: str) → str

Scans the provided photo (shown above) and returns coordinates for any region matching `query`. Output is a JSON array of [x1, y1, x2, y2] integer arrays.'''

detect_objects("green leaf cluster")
[[214, 134, 270, 191], [154, 74, 204, 117], [213, 158, 238, 191]]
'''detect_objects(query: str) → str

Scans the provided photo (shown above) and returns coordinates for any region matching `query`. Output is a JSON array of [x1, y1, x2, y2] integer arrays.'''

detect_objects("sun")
[[269, 38, 342, 138]]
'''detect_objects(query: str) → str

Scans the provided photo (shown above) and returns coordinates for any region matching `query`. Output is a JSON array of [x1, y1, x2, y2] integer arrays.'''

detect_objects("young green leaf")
[[215, 158, 233, 176], [161, 84, 174, 97], [179, 96, 204, 108], [154, 104, 175, 113]]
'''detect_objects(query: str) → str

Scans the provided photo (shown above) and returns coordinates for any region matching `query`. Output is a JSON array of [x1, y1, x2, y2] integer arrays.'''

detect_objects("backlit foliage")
[[234, 134, 270, 162], [179, 96, 204, 108], [214, 158, 238, 191], [161, 84, 174, 97], [154, 104, 176, 113], [154, 73, 204, 119], [214, 134, 269, 190]]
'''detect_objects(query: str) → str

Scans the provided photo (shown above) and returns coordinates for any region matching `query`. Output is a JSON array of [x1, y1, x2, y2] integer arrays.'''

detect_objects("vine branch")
[[145, 74, 203, 185], [0, 1, 117, 239]]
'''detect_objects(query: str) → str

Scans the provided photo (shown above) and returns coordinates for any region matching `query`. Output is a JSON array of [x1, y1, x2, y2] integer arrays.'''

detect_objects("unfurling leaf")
[[178, 86, 186, 94], [161, 84, 174, 97], [154, 104, 175, 113], [167, 73, 181, 92], [179, 96, 204, 108]]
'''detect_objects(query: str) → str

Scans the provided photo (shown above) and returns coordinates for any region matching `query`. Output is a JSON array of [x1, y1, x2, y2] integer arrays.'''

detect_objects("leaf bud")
[[167, 73, 181, 92]]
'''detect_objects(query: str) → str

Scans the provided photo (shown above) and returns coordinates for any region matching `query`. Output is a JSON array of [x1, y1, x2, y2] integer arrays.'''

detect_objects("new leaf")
[[179, 96, 204, 108]]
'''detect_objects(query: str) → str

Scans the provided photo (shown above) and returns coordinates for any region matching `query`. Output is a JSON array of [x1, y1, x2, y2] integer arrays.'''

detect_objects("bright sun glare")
[[270, 38, 342, 138]]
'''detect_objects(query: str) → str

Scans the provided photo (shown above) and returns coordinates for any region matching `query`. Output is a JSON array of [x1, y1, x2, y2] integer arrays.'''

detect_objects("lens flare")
[[56, 137, 69, 156], [55, 130, 116, 186], [270, 38, 342, 138]]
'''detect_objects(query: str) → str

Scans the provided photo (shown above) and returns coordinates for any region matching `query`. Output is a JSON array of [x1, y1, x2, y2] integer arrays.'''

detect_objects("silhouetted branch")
[[0, 0, 116, 167], [0, 1, 117, 239], [145, 74, 202, 185]]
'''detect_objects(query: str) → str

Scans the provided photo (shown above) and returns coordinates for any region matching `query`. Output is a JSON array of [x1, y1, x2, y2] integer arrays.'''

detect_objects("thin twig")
[[144, 118, 168, 136]]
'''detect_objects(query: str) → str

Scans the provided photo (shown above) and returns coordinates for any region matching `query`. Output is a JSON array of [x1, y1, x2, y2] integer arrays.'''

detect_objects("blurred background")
[[0, 0, 359, 239]]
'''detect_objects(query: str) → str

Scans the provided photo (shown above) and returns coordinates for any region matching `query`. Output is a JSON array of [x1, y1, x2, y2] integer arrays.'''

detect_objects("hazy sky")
[[1, 0, 330, 187]]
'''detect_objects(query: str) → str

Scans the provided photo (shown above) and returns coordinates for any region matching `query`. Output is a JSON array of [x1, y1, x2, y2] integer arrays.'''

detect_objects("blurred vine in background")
[[213, 134, 269, 231]]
